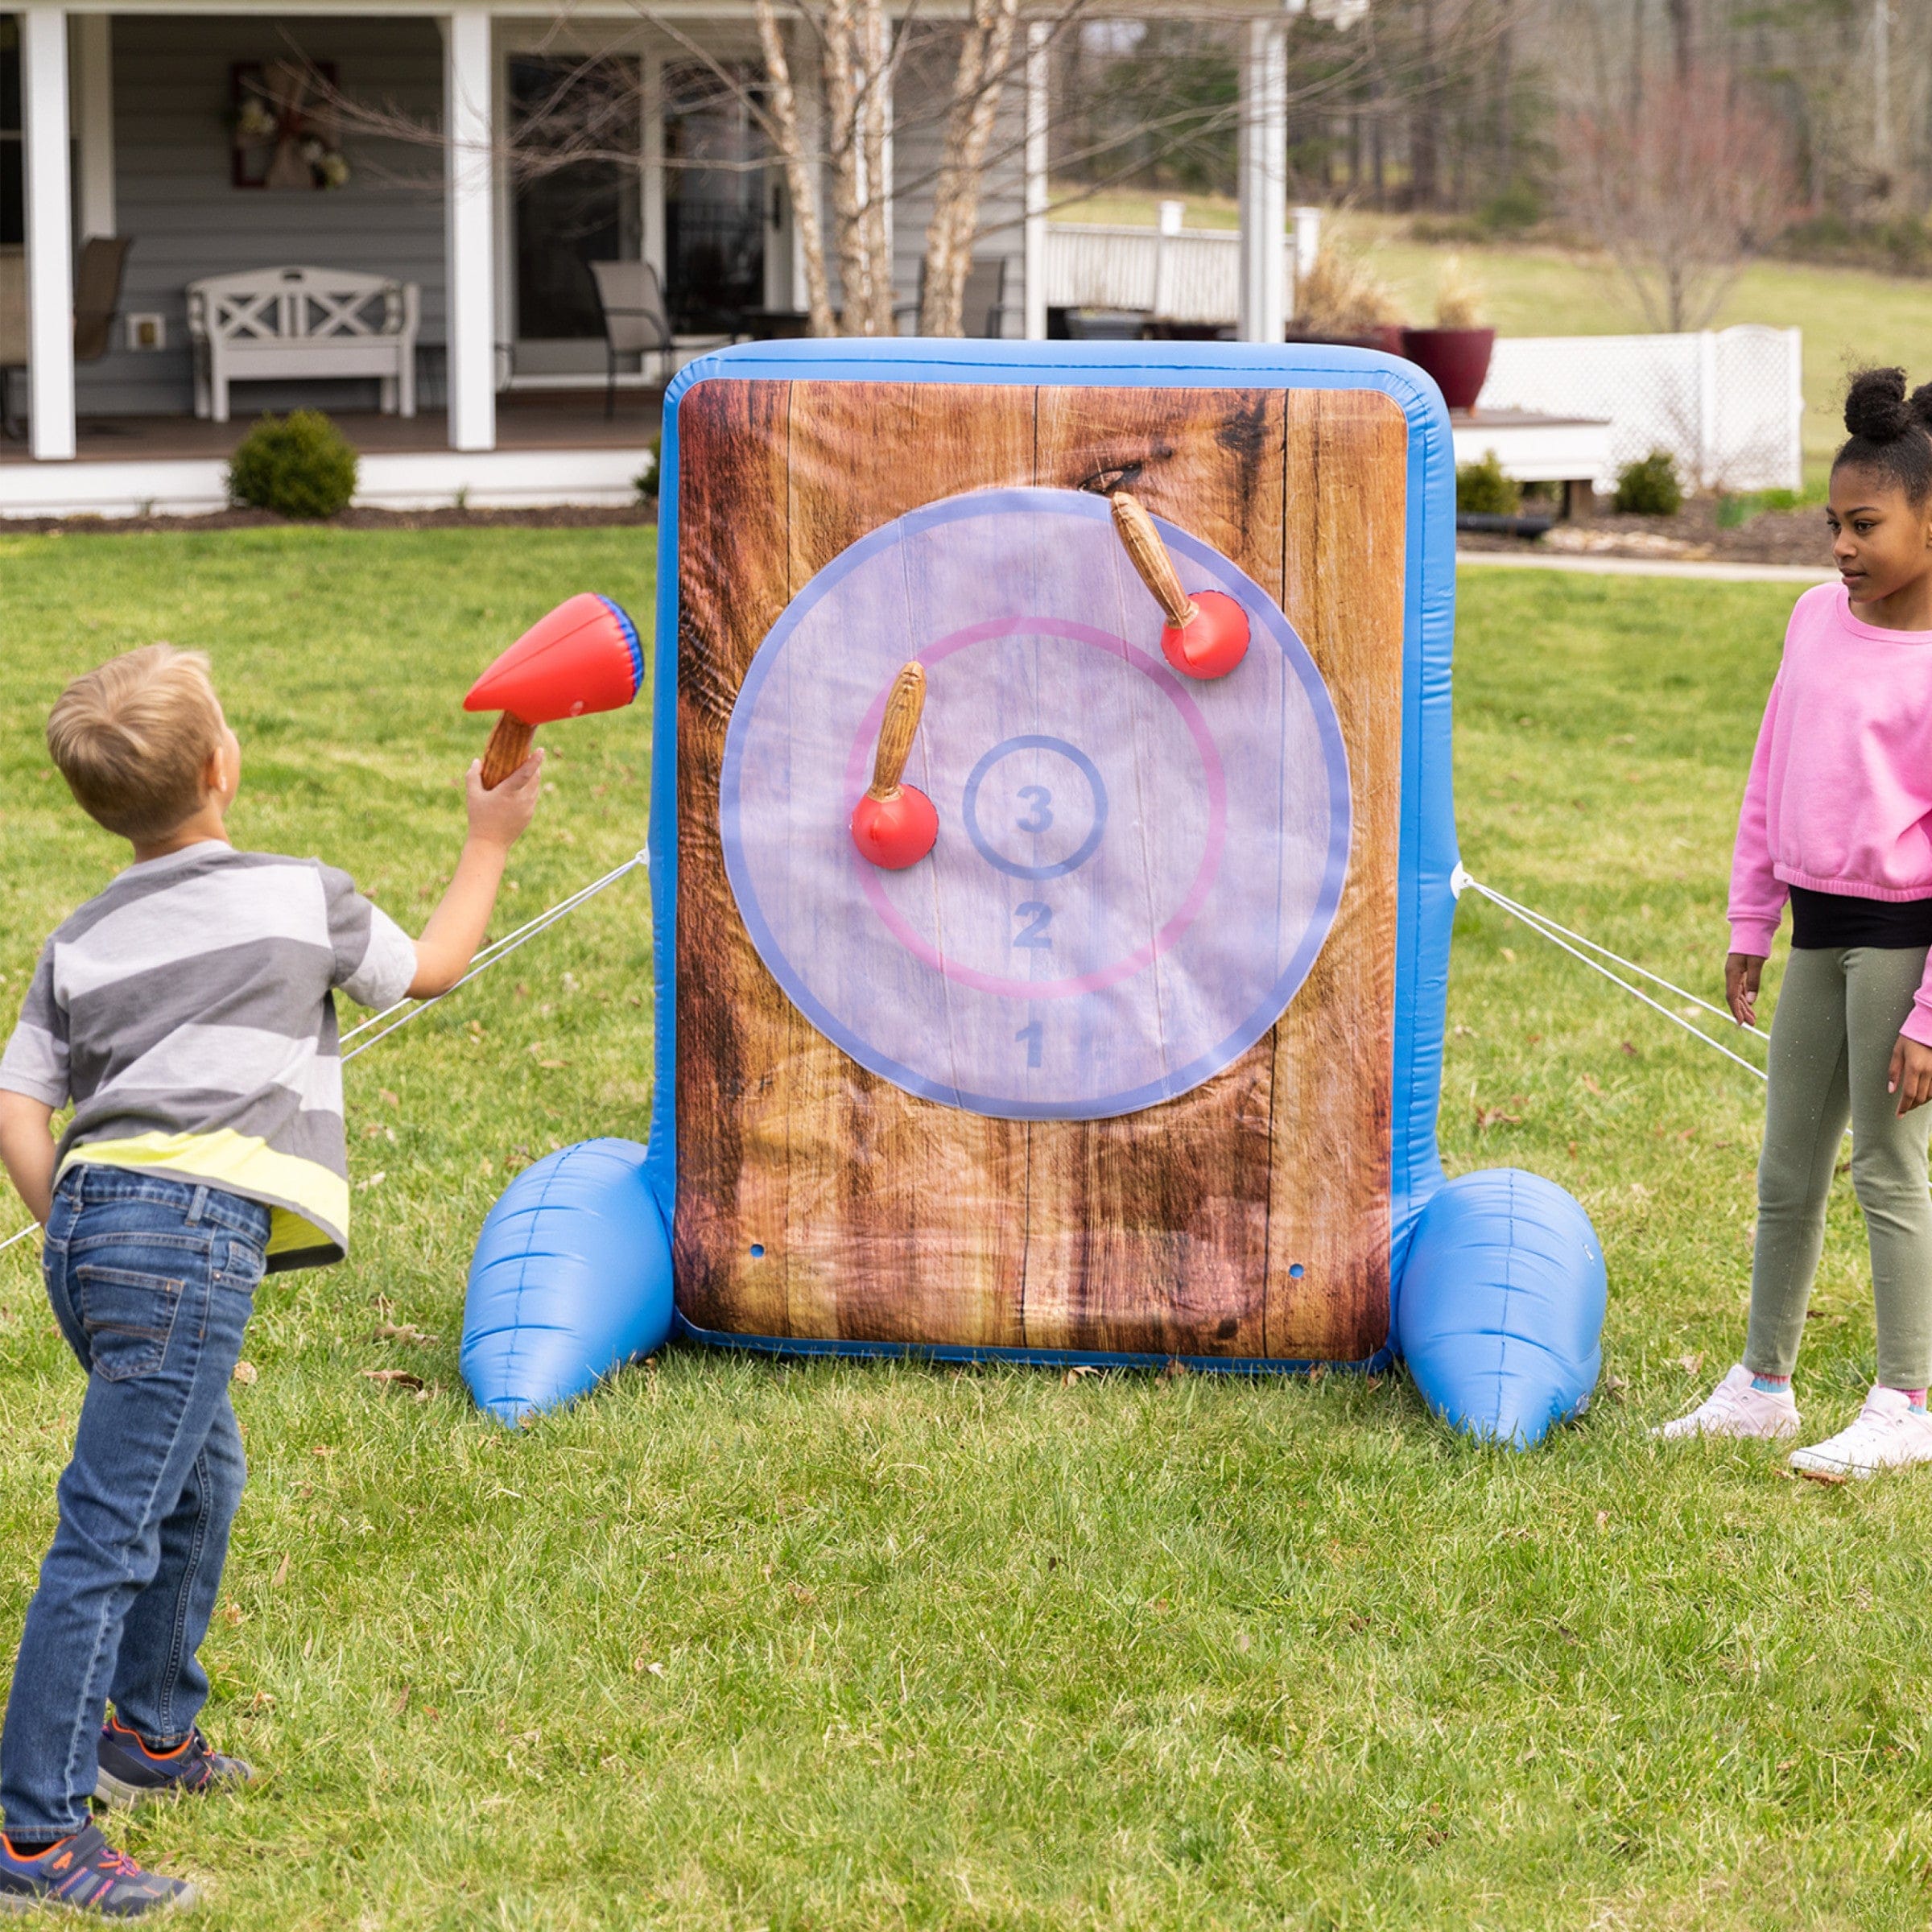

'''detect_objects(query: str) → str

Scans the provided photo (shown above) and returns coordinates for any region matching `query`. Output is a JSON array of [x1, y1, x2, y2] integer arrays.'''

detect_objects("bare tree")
[[919, 0, 1024, 333], [1566, 69, 1794, 331]]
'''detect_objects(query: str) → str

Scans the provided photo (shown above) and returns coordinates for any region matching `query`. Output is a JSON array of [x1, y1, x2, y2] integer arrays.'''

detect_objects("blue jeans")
[[0, 1166, 266, 1838]]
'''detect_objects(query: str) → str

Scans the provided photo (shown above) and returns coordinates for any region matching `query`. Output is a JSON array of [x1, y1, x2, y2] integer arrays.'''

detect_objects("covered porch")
[[2, 1, 1299, 510], [0, 389, 663, 512]]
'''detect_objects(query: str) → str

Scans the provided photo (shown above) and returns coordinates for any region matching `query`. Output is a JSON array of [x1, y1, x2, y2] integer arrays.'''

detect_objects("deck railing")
[[1043, 222, 1289, 327]]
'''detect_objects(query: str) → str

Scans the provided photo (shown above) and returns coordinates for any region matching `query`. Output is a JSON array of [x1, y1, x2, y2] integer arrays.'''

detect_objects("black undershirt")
[[1789, 884, 1932, 950]]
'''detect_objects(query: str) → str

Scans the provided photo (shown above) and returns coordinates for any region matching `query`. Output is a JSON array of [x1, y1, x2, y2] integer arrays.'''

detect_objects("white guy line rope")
[[1, 849, 650, 1257], [341, 850, 646, 1062], [1469, 881, 1742, 1030], [1458, 873, 1767, 1084], [341, 852, 647, 1044]]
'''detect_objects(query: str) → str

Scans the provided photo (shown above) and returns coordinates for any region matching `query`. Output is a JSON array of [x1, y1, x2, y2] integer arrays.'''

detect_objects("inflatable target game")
[[463, 341, 1606, 1444]]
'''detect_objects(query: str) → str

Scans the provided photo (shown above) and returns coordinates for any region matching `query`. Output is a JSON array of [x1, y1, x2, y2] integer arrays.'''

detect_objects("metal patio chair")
[[589, 259, 675, 418]]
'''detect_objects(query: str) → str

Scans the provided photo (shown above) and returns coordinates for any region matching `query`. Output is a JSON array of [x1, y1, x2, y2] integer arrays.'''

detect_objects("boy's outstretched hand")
[[1890, 1034, 1932, 1116], [408, 752, 544, 998], [1725, 952, 1765, 1030], [466, 749, 544, 848]]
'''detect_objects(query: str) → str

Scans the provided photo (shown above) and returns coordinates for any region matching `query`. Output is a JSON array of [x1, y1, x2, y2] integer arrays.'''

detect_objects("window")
[[0, 21, 21, 248]]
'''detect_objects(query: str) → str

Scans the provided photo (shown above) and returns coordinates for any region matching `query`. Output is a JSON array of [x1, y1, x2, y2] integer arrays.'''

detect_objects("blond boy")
[[0, 646, 539, 1913]]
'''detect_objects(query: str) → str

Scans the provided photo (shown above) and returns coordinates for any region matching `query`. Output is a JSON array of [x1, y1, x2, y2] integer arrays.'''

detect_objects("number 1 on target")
[[1015, 1021, 1043, 1068]]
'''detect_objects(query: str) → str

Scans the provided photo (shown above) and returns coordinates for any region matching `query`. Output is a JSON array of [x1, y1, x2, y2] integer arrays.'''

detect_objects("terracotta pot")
[[1399, 327, 1496, 412]]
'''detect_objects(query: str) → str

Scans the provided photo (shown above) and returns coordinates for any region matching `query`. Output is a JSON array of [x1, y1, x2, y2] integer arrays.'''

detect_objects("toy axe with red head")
[[464, 592, 644, 787], [1109, 490, 1249, 681]]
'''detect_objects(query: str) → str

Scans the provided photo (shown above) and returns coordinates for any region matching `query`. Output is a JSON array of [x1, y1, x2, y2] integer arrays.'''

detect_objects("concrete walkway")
[[1457, 550, 1834, 585]]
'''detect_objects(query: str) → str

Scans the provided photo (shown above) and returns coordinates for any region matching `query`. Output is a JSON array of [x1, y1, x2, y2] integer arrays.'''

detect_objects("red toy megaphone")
[[464, 592, 643, 787]]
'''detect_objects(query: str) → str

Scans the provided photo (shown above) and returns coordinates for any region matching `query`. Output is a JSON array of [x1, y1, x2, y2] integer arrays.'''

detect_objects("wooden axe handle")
[[479, 712, 535, 791], [867, 663, 927, 802], [1110, 491, 1199, 630]]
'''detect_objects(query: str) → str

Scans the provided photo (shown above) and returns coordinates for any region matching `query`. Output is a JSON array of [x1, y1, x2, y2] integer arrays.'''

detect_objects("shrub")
[[1479, 180, 1544, 234], [1456, 449, 1520, 517], [635, 434, 661, 503], [226, 411, 358, 519], [1613, 450, 1683, 517]]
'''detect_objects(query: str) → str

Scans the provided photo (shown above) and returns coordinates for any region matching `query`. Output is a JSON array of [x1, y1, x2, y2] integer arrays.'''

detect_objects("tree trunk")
[[1493, 0, 1513, 200], [753, 0, 836, 335], [919, 0, 1022, 336], [823, 0, 866, 328], [1411, 0, 1440, 207], [855, 0, 896, 336], [1666, 0, 1694, 84]]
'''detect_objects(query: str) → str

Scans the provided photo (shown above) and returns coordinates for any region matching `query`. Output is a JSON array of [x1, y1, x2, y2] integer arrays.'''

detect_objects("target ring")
[[719, 485, 1351, 1120]]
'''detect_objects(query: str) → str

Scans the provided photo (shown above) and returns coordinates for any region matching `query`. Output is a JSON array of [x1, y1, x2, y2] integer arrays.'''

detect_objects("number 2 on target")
[[1013, 902, 1054, 949]]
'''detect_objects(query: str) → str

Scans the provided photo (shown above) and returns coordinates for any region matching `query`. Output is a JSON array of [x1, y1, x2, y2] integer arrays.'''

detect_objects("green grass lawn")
[[3, 529, 1932, 1928], [1052, 191, 1932, 481]]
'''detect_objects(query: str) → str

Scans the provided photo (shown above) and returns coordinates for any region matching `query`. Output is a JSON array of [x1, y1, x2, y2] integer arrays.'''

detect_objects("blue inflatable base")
[[460, 1145, 1601, 1448], [1396, 1168, 1606, 1448], [460, 1137, 673, 1426]]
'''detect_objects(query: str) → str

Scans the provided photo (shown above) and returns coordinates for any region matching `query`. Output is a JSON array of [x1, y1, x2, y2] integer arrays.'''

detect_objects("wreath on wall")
[[231, 60, 349, 191]]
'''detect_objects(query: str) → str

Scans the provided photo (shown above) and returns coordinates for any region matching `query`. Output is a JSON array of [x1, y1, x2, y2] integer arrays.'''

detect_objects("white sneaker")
[[1651, 1363, 1800, 1441], [1788, 1385, 1932, 1481]]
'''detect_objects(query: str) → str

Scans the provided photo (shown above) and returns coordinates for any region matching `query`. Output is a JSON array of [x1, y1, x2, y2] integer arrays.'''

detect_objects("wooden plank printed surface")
[[675, 378, 1408, 1360]]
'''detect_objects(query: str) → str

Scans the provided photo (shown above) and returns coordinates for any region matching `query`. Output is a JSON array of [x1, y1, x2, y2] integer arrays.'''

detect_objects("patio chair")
[[894, 256, 1014, 337], [588, 259, 675, 418], [0, 234, 133, 439]]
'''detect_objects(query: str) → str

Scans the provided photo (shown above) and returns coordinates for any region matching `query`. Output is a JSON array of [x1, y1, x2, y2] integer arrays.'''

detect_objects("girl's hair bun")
[[1844, 366, 1913, 442], [1910, 382, 1932, 435]]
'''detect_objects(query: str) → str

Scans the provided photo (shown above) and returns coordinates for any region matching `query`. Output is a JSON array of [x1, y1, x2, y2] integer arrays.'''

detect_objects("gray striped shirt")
[[0, 842, 417, 1269]]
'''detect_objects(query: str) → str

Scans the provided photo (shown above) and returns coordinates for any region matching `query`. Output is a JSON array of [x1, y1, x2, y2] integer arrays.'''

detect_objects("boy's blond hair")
[[47, 645, 225, 842]]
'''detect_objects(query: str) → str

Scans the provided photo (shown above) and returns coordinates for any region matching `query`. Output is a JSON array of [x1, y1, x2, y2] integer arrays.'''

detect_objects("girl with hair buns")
[[1657, 367, 1932, 1476]]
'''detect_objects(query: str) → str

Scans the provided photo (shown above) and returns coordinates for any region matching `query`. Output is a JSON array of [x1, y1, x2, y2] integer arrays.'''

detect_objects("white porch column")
[[1236, 19, 1287, 345], [444, 8, 495, 452], [641, 48, 665, 284], [23, 4, 74, 462], [73, 14, 114, 241], [1022, 21, 1048, 341]]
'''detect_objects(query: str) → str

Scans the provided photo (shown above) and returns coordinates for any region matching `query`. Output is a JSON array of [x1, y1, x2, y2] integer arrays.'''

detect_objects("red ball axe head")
[[464, 592, 644, 788], [1108, 490, 1250, 680], [850, 663, 939, 870]]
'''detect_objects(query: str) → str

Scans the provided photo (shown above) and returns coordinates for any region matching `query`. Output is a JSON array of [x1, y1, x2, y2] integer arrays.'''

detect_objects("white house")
[[0, 1, 1310, 516]]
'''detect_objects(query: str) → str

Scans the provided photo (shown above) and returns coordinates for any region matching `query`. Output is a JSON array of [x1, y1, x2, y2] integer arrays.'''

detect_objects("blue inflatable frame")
[[463, 339, 1606, 1444]]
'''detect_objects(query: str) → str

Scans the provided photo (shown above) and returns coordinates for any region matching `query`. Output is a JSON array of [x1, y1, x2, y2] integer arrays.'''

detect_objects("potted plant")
[[1288, 243, 1404, 354], [1400, 257, 1496, 412]]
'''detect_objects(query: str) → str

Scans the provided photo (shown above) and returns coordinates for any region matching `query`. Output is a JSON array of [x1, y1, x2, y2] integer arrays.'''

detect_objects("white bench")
[[186, 265, 419, 423]]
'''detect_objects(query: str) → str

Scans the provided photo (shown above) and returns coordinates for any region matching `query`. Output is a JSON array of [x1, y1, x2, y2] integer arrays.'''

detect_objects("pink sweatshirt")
[[1731, 583, 1932, 1044]]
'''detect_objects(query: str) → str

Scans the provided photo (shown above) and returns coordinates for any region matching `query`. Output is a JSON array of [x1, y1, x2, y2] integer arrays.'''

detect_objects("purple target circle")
[[718, 485, 1352, 1121]]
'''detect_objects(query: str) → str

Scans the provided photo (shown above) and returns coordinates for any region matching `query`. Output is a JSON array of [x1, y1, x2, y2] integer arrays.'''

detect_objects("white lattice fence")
[[1477, 325, 1803, 493]]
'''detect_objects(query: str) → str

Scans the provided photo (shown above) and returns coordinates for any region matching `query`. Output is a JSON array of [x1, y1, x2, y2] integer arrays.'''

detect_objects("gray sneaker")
[[0, 1821, 196, 1915], [94, 1716, 253, 1810]]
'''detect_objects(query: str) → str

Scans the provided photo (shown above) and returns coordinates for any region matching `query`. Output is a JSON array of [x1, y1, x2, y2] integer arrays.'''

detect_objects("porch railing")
[[1042, 223, 1291, 328]]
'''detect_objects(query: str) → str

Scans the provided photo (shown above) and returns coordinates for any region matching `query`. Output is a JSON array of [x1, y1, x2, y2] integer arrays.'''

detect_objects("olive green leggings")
[[1746, 944, 1932, 1389]]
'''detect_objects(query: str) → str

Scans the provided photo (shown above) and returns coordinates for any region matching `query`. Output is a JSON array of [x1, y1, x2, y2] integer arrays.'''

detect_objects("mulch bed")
[[2, 492, 1830, 566], [0, 503, 659, 539], [1459, 493, 1835, 568]]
